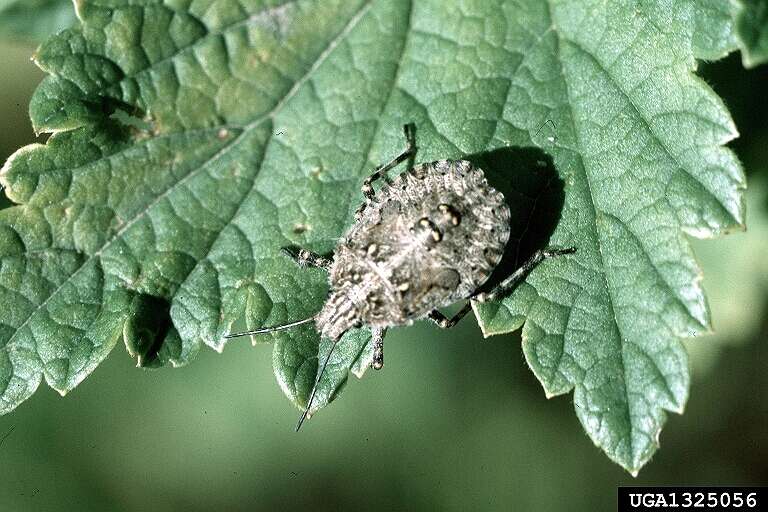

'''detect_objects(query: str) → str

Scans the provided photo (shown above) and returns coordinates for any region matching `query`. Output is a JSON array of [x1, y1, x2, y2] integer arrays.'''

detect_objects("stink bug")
[[226, 124, 575, 429]]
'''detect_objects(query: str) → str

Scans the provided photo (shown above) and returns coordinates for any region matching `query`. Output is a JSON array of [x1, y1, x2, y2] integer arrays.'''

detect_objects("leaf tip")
[[207, 337, 226, 353], [470, 302, 491, 338]]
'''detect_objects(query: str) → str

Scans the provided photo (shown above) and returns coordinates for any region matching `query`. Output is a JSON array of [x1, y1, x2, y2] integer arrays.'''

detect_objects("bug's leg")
[[427, 302, 472, 329], [281, 246, 333, 271], [371, 327, 387, 370], [473, 247, 576, 303], [355, 124, 417, 221], [360, 123, 417, 201]]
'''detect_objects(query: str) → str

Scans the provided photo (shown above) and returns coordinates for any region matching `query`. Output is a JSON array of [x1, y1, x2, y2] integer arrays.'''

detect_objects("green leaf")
[[690, 0, 739, 59], [0, 0, 744, 474], [0, 0, 78, 42], [733, 0, 768, 67], [471, 1, 744, 474]]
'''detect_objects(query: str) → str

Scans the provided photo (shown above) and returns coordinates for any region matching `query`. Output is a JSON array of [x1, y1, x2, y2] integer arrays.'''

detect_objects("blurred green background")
[[1, 32, 767, 511]]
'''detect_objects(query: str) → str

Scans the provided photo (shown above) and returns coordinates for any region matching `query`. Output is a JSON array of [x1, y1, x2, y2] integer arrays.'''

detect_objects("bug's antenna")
[[224, 316, 315, 339], [295, 340, 339, 432]]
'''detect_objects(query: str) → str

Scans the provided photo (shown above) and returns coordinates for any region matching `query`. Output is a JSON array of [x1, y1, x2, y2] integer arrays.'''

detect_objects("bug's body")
[[224, 123, 574, 429], [317, 159, 510, 341]]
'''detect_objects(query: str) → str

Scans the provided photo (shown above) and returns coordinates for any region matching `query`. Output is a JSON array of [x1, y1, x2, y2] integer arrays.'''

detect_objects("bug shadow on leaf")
[[124, 292, 177, 368], [464, 146, 565, 295]]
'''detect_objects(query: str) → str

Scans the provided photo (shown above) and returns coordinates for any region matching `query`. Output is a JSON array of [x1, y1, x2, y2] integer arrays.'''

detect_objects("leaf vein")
[[2, 0, 375, 358], [545, 0, 636, 462]]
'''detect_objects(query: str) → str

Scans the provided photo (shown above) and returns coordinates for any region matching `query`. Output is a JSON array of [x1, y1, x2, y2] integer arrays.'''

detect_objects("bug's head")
[[315, 291, 361, 342]]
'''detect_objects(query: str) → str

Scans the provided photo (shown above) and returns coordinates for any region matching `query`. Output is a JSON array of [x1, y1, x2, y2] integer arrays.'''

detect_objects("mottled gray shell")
[[316, 159, 510, 340]]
